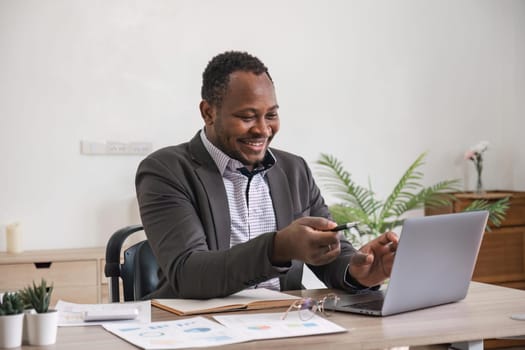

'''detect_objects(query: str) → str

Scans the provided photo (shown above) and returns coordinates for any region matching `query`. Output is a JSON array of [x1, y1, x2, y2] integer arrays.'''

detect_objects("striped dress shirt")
[[200, 130, 281, 290]]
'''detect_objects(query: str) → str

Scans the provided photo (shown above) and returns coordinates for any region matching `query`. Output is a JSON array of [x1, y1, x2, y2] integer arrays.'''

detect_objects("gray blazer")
[[136, 132, 359, 299]]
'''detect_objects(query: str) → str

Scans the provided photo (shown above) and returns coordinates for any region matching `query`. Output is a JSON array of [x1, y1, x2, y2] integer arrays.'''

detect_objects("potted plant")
[[0, 292, 24, 348], [316, 152, 509, 245], [20, 279, 58, 346]]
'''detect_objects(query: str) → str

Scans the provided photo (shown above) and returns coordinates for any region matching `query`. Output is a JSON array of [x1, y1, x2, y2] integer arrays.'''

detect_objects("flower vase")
[[475, 171, 485, 195]]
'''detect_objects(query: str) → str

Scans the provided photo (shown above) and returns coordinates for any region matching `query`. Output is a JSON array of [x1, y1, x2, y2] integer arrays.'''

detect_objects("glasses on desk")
[[281, 293, 340, 321]]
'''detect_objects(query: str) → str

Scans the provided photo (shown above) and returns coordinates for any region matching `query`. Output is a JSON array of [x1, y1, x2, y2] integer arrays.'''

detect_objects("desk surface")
[[32, 282, 525, 350]]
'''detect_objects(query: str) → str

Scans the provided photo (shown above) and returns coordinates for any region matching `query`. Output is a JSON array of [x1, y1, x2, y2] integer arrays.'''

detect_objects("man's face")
[[201, 71, 280, 169]]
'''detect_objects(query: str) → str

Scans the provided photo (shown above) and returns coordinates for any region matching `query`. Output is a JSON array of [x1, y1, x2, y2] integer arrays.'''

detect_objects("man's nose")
[[251, 118, 272, 137]]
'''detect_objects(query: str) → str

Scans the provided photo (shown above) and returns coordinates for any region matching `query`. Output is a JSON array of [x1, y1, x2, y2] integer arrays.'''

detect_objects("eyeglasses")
[[281, 293, 340, 321]]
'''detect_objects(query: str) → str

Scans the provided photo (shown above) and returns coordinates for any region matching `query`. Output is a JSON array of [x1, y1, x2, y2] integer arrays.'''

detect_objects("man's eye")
[[266, 113, 278, 120], [236, 115, 255, 121]]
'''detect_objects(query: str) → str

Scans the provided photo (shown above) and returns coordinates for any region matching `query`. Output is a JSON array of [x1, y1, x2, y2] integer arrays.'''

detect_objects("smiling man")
[[135, 51, 398, 299], [200, 68, 279, 170]]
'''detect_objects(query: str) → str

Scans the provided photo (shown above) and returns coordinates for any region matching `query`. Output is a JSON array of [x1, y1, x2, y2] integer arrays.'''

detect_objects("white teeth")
[[245, 141, 264, 146]]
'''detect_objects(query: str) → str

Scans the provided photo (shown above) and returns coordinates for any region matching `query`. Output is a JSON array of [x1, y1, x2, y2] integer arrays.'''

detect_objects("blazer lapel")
[[267, 163, 293, 230], [189, 134, 231, 251], [267, 162, 303, 290]]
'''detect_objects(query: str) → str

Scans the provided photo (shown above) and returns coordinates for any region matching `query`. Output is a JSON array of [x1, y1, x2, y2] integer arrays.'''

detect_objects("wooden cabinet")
[[425, 191, 525, 290], [0, 247, 107, 305]]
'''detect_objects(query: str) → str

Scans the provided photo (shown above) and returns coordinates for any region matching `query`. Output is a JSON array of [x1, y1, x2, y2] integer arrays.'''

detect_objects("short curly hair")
[[201, 51, 273, 107]]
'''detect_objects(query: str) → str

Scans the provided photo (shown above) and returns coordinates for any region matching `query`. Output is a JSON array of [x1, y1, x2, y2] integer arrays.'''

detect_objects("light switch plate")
[[81, 140, 152, 155]]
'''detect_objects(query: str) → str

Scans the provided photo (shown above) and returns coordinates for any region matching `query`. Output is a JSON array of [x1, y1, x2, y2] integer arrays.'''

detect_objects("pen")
[[329, 222, 359, 232]]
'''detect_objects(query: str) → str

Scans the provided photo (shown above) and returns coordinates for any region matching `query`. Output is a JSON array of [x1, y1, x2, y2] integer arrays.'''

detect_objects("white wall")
[[1, 0, 524, 256]]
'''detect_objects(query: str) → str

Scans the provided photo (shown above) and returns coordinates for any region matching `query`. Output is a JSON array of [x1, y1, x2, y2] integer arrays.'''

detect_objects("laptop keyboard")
[[345, 299, 384, 311]]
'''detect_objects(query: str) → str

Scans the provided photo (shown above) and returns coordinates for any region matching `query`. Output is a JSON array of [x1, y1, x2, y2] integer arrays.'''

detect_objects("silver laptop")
[[326, 211, 489, 316]]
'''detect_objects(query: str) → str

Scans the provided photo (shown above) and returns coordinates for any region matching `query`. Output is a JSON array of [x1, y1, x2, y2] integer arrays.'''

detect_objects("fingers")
[[350, 252, 373, 266], [298, 217, 341, 265], [381, 250, 396, 276], [295, 216, 338, 232], [311, 231, 340, 247], [349, 231, 399, 286], [308, 241, 341, 266], [295, 216, 340, 247], [383, 232, 399, 255], [360, 231, 398, 256], [375, 231, 399, 246], [272, 217, 341, 266]]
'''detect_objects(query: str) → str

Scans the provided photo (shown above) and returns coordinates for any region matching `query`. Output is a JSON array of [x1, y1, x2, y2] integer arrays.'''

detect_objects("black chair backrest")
[[104, 225, 159, 302]]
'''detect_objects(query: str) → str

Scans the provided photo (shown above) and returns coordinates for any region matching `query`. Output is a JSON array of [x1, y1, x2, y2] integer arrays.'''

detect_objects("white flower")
[[471, 141, 489, 155]]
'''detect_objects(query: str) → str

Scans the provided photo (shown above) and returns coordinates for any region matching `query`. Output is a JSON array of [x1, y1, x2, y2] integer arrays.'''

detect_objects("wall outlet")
[[106, 141, 128, 154], [81, 140, 106, 155], [127, 142, 153, 155], [80, 140, 153, 155]]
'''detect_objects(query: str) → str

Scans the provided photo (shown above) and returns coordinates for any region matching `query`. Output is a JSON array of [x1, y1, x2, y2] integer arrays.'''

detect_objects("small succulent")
[[21, 279, 54, 313], [0, 292, 24, 316]]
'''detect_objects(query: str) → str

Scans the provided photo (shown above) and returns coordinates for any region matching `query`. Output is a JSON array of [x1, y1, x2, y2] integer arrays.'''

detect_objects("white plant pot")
[[25, 310, 58, 346], [22, 309, 36, 344], [0, 313, 24, 348]]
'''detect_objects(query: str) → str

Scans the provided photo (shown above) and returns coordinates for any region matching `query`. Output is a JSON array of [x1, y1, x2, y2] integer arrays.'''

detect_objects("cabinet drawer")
[[0, 260, 97, 289], [473, 230, 525, 283], [52, 286, 99, 305]]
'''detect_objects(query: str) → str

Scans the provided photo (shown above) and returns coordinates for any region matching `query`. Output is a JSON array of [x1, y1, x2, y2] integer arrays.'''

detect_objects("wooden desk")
[[28, 282, 525, 350]]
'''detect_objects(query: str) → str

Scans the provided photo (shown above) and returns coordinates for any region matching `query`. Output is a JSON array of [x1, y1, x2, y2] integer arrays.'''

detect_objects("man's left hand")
[[347, 231, 399, 287]]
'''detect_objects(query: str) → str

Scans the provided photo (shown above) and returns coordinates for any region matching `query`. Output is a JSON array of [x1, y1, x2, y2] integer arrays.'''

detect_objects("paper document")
[[102, 312, 346, 349], [214, 311, 347, 340], [152, 288, 300, 316], [56, 300, 151, 326], [103, 316, 248, 349]]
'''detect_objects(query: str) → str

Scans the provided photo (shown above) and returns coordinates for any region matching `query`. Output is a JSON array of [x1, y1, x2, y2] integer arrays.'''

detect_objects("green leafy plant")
[[316, 152, 488, 245], [21, 279, 54, 313], [463, 197, 510, 231], [0, 292, 24, 316]]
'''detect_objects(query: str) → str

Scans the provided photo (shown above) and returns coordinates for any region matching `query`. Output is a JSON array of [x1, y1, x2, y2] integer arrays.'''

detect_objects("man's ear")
[[199, 100, 215, 125]]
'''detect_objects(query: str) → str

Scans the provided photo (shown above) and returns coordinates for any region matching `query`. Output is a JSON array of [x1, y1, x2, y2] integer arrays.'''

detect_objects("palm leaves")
[[316, 152, 460, 242], [464, 197, 510, 231]]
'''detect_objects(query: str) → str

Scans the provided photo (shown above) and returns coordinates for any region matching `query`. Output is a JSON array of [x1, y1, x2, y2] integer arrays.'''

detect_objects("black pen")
[[329, 222, 359, 232]]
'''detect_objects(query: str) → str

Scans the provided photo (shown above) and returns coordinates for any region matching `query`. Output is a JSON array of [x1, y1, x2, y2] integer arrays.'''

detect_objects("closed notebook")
[[152, 288, 301, 316]]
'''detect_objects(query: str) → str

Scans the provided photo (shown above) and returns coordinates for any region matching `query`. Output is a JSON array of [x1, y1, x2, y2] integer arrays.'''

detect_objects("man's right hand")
[[272, 217, 341, 266]]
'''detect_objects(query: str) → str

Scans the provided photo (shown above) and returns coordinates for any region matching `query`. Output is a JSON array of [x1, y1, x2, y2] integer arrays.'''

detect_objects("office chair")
[[104, 225, 159, 302]]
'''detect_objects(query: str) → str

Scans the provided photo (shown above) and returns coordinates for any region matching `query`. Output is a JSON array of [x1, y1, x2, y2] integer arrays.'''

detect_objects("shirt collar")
[[199, 128, 276, 177]]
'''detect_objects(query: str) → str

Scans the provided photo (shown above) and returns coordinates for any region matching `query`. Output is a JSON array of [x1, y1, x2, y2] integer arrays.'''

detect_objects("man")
[[136, 51, 398, 299]]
